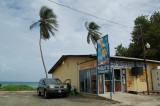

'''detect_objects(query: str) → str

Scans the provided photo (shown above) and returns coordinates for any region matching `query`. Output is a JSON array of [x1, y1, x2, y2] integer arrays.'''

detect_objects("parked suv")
[[37, 78, 68, 99]]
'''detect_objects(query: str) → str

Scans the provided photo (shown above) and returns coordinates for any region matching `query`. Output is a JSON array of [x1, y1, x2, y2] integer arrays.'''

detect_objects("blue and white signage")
[[97, 35, 110, 74]]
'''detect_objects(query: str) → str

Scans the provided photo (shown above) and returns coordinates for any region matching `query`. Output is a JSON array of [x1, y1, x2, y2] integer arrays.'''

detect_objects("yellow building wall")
[[52, 57, 94, 92], [126, 63, 160, 92], [126, 67, 147, 92]]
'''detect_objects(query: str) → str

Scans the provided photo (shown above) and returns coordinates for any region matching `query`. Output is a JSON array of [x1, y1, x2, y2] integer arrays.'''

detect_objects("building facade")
[[48, 55, 160, 94]]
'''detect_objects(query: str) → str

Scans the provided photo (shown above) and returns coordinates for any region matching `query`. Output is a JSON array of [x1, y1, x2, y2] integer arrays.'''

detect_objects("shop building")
[[48, 54, 160, 94]]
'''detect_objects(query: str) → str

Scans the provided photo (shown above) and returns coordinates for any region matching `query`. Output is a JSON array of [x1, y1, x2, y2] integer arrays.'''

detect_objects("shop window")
[[79, 70, 85, 92], [105, 72, 112, 92], [105, 73, 112, 80], [79, 68, 97, 94], [90, 68, 97, 94], [99, 75, 104, 94], [114, 69, 121, 80], [105, 81, 111, 92]]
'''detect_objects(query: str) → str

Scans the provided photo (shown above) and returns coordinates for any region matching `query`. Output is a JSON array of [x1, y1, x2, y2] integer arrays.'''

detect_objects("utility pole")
[[140, 27, 149, 95]]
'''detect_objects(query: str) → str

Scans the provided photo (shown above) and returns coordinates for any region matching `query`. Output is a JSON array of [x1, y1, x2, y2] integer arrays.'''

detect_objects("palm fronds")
[[30, 5, 58, 40], [30, 22, 39, 29], [39, 6, 57, 19], [85, 21, 102, 49]]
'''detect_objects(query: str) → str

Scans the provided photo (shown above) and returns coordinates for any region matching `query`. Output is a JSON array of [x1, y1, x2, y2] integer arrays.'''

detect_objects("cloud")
[[0, 64, 14, 72]]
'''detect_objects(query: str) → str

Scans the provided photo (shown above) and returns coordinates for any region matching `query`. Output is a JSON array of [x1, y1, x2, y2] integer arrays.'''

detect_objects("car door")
[[38, 79, 43, 93], [63, 79, 71, 93]]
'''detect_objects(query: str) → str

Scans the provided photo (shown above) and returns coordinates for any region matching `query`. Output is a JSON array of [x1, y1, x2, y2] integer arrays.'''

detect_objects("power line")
[[47, 0, 133, 28]]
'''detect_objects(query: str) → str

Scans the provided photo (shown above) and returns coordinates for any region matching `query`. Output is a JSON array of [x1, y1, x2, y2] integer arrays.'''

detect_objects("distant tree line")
[[115, 11, 160, 60]]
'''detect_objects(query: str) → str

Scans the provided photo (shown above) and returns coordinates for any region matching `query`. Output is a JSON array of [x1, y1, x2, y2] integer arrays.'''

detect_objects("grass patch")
[[0, 85, 36, 91]]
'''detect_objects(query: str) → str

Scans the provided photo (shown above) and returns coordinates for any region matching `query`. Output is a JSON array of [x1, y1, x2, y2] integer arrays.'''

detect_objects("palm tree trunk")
[[39, 34, 48, 78]]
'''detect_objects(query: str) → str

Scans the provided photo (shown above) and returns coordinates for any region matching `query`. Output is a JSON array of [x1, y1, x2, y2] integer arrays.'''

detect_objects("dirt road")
[[0, 91, 113, 106]]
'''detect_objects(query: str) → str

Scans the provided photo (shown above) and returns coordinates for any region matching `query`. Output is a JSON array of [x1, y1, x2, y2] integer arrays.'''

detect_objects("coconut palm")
[[85, 22, 101, 49], [30, 6, 58, 78]]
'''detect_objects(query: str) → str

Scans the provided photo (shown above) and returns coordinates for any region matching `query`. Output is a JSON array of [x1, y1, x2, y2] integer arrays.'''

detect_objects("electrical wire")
[[47, 0, 133, 28]]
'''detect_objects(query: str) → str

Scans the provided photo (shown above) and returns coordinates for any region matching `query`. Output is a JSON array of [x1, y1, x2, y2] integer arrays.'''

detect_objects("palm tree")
[[30, 6, 58, 78], [85, 22, 102, 49]]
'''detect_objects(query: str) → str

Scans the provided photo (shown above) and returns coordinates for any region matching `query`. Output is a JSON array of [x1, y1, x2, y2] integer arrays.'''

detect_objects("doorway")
[[113, 69, 122, 92], [105, 68, 126, 93], [79, 68, 97, 94]]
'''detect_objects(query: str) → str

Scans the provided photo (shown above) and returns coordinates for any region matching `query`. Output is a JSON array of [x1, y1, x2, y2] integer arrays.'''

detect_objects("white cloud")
[[0, 64, 14, 72]]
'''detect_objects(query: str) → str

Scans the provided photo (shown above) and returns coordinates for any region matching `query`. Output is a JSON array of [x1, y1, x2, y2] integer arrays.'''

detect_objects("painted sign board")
[[80, 60, 96, 70], [97, 35, 110, 74]]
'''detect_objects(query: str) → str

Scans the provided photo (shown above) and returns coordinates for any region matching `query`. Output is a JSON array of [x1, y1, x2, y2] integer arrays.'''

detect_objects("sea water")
[[0, 81, 38, 88]]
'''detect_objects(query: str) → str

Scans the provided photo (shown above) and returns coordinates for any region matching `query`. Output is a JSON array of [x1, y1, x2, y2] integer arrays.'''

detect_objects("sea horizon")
[[0, 81, 38, 82], [0, 81, 38, 88]]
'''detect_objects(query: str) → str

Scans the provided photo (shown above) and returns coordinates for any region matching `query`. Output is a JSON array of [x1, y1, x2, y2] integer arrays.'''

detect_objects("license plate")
[[58, 90, 61, 93]]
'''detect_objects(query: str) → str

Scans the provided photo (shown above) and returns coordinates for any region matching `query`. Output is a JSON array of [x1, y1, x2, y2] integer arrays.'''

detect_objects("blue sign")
[[97, 35, 110, 74], [98, 64, 109, 74]]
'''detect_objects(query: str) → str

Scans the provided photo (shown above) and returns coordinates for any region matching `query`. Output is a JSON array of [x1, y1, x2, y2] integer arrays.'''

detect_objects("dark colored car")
[[37, 78, 68, 99]]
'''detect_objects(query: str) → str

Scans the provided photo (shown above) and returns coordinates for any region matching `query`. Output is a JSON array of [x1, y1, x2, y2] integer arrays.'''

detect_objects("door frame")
[[112, 68, 123, 93], [104, 68, 126, 93]]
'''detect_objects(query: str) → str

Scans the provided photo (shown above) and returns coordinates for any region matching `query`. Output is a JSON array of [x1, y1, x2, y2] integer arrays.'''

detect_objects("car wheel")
[[44, 90, 49, 99], [37, 89, 41, 96], [63, 93, 67, 97]]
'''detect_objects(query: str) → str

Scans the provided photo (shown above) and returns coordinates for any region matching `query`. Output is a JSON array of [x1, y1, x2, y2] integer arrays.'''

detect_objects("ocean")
[[0, 81, 38, 88]]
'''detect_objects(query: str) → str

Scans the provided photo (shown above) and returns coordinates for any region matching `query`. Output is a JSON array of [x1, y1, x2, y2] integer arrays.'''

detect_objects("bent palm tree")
[[85, 22, 101, 49], [30, 6, 58, 78]]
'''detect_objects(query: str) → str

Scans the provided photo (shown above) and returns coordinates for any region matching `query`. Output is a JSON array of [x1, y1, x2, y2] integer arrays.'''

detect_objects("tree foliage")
[[115, 11, 160, 60], [85, 22, 102, 49], [30, 6, 58, 40], [115, 44, 128, 56]]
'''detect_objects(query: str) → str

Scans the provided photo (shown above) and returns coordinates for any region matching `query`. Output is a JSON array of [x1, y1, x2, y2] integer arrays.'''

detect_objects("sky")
[[0, 0, 160, 82]]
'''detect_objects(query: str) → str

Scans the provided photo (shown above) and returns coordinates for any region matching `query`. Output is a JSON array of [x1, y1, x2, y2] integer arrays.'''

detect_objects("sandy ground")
[[0, 91, 114, 106], [0, 91, 9, 98]]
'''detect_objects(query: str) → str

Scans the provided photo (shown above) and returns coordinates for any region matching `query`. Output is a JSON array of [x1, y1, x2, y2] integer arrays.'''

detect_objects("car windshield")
[[45, 79, 62, 84]]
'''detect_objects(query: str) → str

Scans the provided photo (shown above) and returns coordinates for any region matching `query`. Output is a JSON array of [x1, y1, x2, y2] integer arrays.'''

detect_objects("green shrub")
[[0, 85, 35, 91], [0, 83, 2, 87]]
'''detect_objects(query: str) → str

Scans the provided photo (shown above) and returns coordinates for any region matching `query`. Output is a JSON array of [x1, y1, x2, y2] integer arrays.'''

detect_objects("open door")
[[63, 79, 71, 93]]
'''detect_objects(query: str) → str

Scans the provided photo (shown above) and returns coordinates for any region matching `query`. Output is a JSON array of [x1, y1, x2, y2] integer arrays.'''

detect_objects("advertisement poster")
[[140, 69, 146, 82], [97, 35, 110, 74], [80, 60, 96, 70]]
